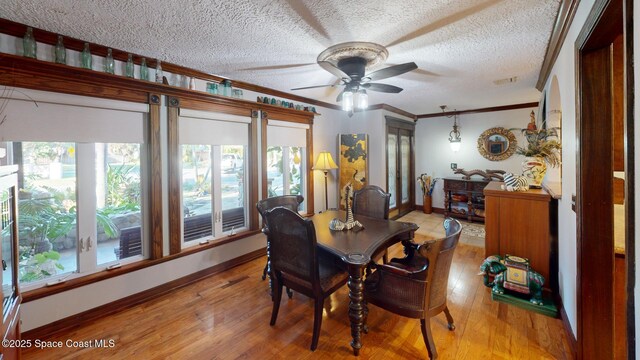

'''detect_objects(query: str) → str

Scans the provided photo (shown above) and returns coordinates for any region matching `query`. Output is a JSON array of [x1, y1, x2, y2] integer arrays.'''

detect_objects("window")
[[266, 120, 309, 212], [179, 109, 250, 247], [0, 90, 148, 287], [266, 146, 305, 211]]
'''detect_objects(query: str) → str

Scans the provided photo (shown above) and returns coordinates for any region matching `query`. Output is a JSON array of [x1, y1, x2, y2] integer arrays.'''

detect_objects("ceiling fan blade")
[[362, 83, 403, 93], [318, 61, 350, 79], [291, 84, 338, 91], [366, 62, 418, 81], [336, 88, 346, 102]]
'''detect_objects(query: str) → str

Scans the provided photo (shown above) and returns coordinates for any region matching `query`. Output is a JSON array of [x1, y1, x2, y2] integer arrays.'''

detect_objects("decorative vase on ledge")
[[423, 195, 433, 214], [521, 156, 547, 188]]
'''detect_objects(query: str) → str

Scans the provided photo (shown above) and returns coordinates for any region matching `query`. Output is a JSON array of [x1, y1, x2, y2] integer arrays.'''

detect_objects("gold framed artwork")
[[338, 134, 368, 209]]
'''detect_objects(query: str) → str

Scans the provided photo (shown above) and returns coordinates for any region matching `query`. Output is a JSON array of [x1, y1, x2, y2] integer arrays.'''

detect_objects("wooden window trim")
[[0, 51, 312, 303], [168, 99, 260, 254]]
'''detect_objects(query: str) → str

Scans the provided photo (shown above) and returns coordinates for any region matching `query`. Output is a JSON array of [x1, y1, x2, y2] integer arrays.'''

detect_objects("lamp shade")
[[342, 91, 354, 112], [355, 89, 368, 109], [313, 151, 338, 171], [449, 140, 461, 152]]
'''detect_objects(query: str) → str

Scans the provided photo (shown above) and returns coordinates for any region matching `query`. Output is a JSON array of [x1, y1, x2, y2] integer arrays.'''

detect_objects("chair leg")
[[261, 261, 268, 280], [382, 249, 389, 264], [443, 306, 455, 330], [270, 275, 283, 326], [311, 298, 325, 351], [420, 318, 438, 359]]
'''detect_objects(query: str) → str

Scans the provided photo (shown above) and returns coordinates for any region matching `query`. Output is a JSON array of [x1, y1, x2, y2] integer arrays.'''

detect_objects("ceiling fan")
[[290, 42, 417, 109], [292, 58, 417, 103]]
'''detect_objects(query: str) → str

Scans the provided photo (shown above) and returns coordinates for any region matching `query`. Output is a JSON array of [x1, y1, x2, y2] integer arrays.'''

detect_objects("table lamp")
[[313, 151, 338, 211]]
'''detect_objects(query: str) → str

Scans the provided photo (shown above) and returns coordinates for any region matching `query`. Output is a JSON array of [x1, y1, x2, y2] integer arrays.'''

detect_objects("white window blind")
[[179, 109, 250, 145], [267, 119, 308, 147], [0, 88, 147, 143]]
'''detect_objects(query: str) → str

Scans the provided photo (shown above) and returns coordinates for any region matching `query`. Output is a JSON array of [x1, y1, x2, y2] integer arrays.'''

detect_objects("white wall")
[[311, 107, 348, 211], [414, 108, 536, 208], [540, 0, 595, 338]]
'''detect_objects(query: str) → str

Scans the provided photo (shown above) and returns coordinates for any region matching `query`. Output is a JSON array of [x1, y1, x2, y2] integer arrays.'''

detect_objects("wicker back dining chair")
[[264, 207, 348, 351], [364, 218, 462, 359], [256, 195, 304, 297], [352, 185, 391, 262]]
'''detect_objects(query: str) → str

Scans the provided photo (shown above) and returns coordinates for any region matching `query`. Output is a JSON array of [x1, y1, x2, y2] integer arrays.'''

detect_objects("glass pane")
[[288, 147, 305, 211], [267, 146, 284, 197], [1, 188, 15, 303], [182, 145, 213, 242], [96, 143, 142, 265], [387, 134, 397, 208], [401, 135, 410, 203], [221, 145, 245, 232], [19, 142, 77, 283]]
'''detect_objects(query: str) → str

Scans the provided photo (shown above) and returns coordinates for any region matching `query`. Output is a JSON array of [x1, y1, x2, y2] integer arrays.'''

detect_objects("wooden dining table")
[[310, 210, 419, 355]]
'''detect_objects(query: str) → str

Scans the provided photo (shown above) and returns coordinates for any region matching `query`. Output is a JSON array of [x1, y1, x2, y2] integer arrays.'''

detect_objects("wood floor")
[[22, 215, 572, 359]]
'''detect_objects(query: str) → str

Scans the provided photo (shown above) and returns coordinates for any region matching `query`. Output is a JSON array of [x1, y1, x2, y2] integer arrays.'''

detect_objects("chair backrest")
[[417, 218, 462, 312], [352, 185, 391, 220], [263, 207, 318, 286], [256, 195, 304, 228]]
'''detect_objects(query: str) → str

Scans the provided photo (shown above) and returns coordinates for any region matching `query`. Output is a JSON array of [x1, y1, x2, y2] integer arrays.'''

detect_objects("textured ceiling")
[[0, 0, 560, 114]]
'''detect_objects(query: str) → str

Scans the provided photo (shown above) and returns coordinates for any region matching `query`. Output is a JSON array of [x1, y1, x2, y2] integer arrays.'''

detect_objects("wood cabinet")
[[0, 165, 21, 360], [484, 182, 556, 293], [443, 177, 489, 223]]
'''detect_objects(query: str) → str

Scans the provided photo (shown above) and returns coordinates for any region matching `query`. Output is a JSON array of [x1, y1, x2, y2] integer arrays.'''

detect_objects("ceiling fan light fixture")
[[342, 90, 354, 112], [355, 89, 368, 109]]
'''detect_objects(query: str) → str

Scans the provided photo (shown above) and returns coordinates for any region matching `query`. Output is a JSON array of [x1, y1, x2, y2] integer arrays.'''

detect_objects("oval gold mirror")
[[477, 127, 517, 161]]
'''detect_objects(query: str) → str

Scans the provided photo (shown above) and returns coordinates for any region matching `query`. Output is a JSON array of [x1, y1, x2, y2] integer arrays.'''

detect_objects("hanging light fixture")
[[355, 89, 368, 110], [441, 105, 462, 152], [342, 90, 354, 112]]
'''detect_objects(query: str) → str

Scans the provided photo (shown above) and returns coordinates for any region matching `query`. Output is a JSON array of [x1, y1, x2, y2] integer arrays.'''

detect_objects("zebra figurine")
[[501, 173, 529, 192], [329, 182, 364, 231]]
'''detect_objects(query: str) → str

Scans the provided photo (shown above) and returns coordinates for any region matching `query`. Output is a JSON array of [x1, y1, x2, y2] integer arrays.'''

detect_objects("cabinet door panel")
[[497, 197, 550, 281]]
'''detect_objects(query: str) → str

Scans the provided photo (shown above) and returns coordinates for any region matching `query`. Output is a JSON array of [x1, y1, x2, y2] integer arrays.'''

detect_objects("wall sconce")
[[441, 105, 461, 152]]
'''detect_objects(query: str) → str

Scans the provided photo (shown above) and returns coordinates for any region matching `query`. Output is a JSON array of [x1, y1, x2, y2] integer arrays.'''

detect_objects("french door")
[[386, 117, 415, 218]]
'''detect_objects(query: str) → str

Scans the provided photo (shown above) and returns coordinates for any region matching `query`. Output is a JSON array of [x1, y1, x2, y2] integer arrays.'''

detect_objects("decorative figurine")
[[527, 111, 537, 131], [480, 254, 545, 305], [501, 173, 529, 191], [329, 183, 364, 231]]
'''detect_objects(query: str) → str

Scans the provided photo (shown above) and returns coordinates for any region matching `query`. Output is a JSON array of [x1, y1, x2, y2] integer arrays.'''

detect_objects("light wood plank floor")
[[22, 212, 572, 359]]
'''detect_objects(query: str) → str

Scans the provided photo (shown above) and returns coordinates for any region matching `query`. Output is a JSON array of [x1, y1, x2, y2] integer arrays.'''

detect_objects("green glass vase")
[[81, 43, 92, 70], [54, 35, 66, 64], [23, 27, 37, 59]]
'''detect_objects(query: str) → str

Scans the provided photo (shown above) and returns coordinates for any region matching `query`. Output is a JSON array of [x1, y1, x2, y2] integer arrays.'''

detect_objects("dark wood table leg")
[[348, 263, 365, 356]]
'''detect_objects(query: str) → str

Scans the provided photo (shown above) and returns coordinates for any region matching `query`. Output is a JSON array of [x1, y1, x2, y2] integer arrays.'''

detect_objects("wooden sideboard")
[[443, 177, 489, 223], [484, 182, 557, 293]]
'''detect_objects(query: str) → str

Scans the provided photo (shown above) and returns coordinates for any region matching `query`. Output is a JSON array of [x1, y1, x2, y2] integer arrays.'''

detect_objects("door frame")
[[575, 0, 635, 358]]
